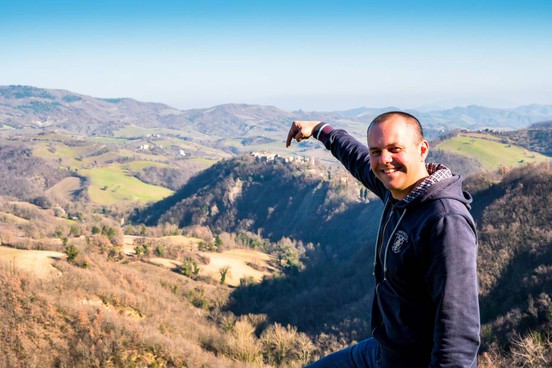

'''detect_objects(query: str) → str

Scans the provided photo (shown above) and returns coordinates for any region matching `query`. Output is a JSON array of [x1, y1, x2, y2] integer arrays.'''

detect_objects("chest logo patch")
[[392, 230, 409, 254]]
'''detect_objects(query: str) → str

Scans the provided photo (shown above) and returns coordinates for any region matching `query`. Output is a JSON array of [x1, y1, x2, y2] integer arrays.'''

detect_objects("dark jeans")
[[306, 338, 380, 368]]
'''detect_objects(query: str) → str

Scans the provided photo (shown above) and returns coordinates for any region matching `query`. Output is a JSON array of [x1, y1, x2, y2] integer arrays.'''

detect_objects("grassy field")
[[80, 165, 174, 205], [435, 133, 551, 170], [113, 125, 217, 141], [125, 160, 169, 171], [33, 141, 88, 169], [89, 137, 129, 144]]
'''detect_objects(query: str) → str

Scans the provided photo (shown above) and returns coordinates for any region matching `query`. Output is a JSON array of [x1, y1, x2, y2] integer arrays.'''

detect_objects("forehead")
[[367, 117, 418, 147]]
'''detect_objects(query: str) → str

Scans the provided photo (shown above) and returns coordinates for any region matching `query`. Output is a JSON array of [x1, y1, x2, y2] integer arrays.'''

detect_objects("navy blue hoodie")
[[316, 125, 480, 367]]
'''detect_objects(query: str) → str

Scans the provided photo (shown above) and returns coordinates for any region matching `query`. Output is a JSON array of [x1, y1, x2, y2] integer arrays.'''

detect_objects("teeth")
[[383, 168, 396, 174]]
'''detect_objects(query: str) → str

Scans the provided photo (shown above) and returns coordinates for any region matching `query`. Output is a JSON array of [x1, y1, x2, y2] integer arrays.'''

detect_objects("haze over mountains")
[[2, 85, 552, 140]]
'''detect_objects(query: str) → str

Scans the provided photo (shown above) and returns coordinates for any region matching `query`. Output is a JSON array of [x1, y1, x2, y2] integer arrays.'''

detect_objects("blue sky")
[[1, 1, 551, 110]]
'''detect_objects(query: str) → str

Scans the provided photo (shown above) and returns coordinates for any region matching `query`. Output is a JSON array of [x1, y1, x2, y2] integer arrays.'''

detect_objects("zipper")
[[379, 210, 394, 263], [371, 281, 386, 335], [383, 209, 407, 280], [373, 198, 390, 275]]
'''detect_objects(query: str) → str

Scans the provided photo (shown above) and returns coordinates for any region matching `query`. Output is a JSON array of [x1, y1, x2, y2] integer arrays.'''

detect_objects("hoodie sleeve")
[[424, 213, 480, 367], [313, 123, 387, 199]]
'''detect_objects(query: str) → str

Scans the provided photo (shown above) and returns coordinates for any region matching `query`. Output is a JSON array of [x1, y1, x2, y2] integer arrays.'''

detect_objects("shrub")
[[260, 323, 315, 367], [225, 318, 262, 363], [509, 331, 551, 367], [65, 244, 79, 262]]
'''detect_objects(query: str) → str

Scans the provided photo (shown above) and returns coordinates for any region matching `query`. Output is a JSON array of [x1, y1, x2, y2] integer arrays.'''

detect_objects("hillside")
[[474, 165, 552, 343], [0, 195, 320, 367], [0, 143, 78, 206], [132, 154, 383, 338], [131, 154, 552, 366], [434, 131, 551, 171], [489, 121, 552, 156], [131, 154, 374, 245]]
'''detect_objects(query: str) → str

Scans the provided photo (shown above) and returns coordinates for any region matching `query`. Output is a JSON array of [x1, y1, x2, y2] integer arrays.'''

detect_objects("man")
[[286, 112, 480, 367]]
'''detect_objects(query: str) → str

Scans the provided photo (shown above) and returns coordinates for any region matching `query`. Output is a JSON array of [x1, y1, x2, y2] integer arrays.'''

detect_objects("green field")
[[81, 165, 174, 205], [435, 134, 551, 170], [89, 137, 129, 144], [112, 125, 154, 137], [33, 141, 88, 169], [113, 125, 216, 141], [125, 160, 169, 171]]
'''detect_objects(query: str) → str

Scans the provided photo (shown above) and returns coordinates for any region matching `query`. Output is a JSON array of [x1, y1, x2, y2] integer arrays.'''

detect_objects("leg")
[[305, 338, 380, 368]]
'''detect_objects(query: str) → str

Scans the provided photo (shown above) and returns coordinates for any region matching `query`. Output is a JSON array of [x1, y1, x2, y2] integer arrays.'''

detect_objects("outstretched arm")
[[285, 120, 386, 199]]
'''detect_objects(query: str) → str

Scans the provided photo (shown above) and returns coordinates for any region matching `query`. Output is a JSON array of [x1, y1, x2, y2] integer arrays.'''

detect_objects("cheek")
[[369, 157, 378, 171]]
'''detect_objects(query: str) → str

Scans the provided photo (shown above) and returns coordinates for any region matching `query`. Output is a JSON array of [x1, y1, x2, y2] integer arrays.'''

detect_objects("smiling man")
[[286, 112, 480, 368]]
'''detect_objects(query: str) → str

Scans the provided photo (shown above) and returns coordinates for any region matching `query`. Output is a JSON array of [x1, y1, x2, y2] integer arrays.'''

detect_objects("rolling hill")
[[434, 132, 551, 171]]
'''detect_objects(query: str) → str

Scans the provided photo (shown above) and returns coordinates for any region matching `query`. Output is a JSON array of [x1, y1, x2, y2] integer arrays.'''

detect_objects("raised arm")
[[286, 120, 386, 199]]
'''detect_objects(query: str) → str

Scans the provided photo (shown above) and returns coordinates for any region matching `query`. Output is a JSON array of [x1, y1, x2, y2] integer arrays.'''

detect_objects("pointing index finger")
[[286, 121, 300, 148]]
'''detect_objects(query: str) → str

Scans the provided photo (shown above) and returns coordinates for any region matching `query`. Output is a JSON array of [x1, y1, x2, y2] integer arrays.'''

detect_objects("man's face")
[[367, 116, 429, 200]]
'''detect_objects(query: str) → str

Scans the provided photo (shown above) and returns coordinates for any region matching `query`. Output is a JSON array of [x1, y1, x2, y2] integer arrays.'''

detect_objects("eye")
[[390, 147, 402, 153], [370, 150, 380, 157]]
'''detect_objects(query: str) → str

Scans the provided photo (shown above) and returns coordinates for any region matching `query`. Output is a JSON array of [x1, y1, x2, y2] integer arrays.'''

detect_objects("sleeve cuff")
[[313, 122, 333, 141]]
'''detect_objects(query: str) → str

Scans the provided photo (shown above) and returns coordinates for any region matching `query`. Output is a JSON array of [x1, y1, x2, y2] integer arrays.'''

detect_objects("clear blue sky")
[[1, 0, 551, 110]]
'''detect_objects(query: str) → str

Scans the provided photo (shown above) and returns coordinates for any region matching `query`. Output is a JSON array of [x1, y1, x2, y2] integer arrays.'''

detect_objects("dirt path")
[[0, 245, 65, 279]]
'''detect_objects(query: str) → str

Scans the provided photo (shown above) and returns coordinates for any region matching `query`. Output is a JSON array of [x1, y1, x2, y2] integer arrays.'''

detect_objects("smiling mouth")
[[382, 167, 399, 174]]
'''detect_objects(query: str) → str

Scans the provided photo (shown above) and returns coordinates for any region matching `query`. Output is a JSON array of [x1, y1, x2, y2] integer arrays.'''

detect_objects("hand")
[[286, 120, 321, 148]]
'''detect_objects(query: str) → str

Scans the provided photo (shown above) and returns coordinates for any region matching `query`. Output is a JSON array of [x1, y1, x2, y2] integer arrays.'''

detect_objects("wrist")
[[313, 122, 333, 141]]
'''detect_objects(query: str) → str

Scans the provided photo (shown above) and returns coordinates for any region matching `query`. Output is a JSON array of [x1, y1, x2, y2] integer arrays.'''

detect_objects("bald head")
[[368, 111, 424, 144]]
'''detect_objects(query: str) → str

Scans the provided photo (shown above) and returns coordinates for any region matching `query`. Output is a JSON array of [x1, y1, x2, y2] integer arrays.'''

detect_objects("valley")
[[0, 85, 551, 367]]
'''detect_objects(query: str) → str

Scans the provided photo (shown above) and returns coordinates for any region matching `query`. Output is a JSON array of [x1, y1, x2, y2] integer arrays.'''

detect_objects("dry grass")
[[0, 235, 319, 368]]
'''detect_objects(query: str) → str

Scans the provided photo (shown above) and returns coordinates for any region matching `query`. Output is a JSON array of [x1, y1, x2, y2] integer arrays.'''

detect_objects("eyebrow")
[[369, 142, 405, 150]]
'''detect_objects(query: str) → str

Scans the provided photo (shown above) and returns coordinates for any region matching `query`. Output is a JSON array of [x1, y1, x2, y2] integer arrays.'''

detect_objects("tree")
[[219, 266, 231, 285], [65, 244, 79, 262], [179, 257, 200, 279]]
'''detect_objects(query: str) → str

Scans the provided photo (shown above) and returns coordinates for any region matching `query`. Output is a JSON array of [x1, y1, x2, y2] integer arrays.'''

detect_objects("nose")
[[380, 149, 392, 164]]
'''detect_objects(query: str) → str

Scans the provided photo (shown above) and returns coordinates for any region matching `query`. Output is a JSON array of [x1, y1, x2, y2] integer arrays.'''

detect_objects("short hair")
[[368, 111, 424, 143]]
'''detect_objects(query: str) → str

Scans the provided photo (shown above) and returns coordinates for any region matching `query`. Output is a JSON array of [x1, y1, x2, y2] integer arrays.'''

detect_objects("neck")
[[391, 170, 430, 200]]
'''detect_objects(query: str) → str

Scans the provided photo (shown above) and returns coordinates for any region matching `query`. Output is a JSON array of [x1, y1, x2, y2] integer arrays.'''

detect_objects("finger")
[[286, 122, 301, 147], [295, 129, 303, 143], [286, 126, 295, 147]]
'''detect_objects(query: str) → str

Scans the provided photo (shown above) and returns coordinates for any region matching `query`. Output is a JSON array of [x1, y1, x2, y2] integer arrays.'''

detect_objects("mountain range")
[[2, 85, 552, 141]]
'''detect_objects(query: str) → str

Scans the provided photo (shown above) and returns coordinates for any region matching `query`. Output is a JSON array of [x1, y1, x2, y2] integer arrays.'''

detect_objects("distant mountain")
[[334, 105, 552, 131], [176, 104, 294, 138], [0, 85, 181, 135], [3, 85, 552, 141]]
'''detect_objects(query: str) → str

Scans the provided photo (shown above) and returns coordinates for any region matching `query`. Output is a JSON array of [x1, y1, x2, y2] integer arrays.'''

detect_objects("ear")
[[419, 140, 429, 161]]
